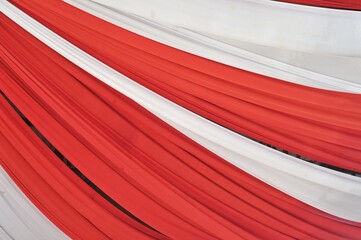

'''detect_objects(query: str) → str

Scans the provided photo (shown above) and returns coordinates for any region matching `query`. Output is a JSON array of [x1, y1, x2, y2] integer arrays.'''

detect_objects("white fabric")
[[2, 0, 361, 222], [213, 38, 361, 86], [0, 227, 14, 240], [65, 0, 361, 93], [89, 0, 361, 57], [0, 167, 70, 240]]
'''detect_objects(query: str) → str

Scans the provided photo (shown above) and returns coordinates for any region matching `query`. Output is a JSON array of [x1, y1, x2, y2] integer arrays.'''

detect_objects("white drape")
[[0, 167, 70, 240], [89, 0, 361, 57], [66, 0, 361, 93]]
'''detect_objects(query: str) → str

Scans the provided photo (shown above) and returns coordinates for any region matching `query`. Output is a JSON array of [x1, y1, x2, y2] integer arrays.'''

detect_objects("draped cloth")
[[65, 0, 361, 93], [88, 0, 361, 56], [8, 0, 361, 172], [0, 93, 167, 240], [0, 167, 70, 240], [1, 0, 361, 239]]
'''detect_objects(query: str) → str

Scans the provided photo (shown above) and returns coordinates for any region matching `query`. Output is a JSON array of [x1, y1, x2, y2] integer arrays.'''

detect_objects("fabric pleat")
[[0, 167, 70, 240], [8, 0, 361, 172], [65, 0, 361, 93], [2, 0, 361, 222], [88, 0, 361, 56], [0, 95, 167, 240], [1, 5, 361, 239], [1, 1, 361, 239]]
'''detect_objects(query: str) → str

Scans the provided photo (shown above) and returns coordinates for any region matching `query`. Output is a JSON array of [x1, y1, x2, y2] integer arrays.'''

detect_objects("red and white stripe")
[[1, 0, 361, 239]]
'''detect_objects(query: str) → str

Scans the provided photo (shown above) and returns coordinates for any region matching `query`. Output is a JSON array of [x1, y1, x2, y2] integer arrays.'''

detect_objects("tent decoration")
[[1, 0, 360, 239]]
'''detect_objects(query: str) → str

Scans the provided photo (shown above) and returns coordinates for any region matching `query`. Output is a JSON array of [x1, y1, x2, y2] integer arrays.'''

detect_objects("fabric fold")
[[8, 0, 361, 172], [65, 0, 361, 93], [2, 2, 361, 230], [0, 95, 167, 240], [0, 167, 70, 240], [90, 0, 361, 56]]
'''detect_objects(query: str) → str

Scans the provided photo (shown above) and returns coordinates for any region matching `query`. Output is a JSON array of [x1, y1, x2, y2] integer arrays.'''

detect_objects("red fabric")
[[0, 97, 167, 240], [10, 0, 361, 172], [276, 0, 361, 10], [1, 13, 361, 240]]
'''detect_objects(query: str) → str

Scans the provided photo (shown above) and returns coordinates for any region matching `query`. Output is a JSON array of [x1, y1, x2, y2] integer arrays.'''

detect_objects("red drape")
[[10, 0, 361, 172], [1, 13, 361, 240], [276, 0, 361, 10], [0, 97, 167, 240]]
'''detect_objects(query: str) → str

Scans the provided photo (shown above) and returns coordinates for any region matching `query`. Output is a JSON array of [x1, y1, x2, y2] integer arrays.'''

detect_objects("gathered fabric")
[[1, 1, 361, 239], [2, 0, 361, 228], [8, 0, 361, 172], [65, 0, 361, 93], [87, 0, 361, 56], [0, 96, 167, 240], [0, 166, 70, 240]]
